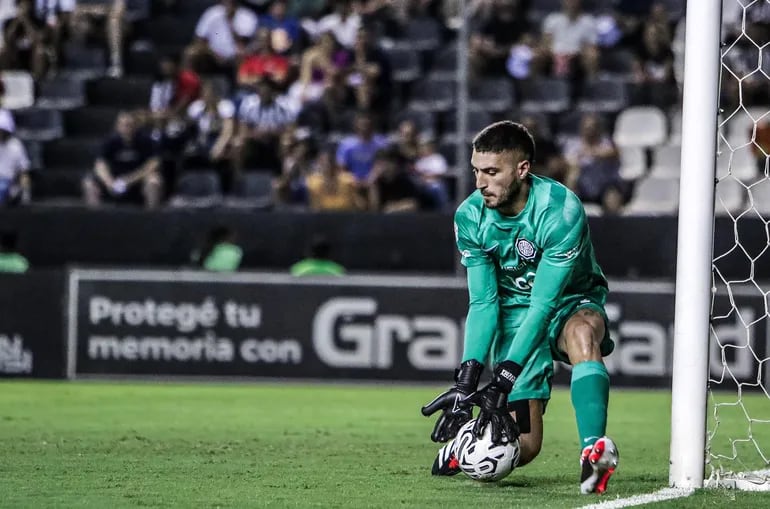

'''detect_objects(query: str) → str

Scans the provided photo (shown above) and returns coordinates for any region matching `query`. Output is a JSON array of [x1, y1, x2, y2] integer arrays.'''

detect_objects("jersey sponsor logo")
[[515, 238, 537, 261]]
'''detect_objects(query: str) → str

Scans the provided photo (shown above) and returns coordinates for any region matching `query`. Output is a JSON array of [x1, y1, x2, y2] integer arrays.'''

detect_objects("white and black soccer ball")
[[455, 419, 520, 482]]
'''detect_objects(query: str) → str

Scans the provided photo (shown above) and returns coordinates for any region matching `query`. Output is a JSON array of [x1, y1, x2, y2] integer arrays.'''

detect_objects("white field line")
[[579, 488, 695, 509]]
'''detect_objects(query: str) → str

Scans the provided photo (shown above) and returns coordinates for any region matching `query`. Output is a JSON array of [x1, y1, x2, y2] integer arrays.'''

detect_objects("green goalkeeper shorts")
[[491, 293, 614, 403]]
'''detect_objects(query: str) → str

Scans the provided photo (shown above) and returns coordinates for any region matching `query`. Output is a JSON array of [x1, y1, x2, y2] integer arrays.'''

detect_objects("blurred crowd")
[[0, 0, 765, 216]]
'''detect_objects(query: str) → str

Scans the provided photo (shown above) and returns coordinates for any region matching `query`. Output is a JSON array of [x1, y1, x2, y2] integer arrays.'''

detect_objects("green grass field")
[[0, 381, 769, 509]]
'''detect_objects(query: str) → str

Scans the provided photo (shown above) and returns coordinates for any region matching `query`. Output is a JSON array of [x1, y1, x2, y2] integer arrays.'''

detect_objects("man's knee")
[[562, 310, 605, 362]]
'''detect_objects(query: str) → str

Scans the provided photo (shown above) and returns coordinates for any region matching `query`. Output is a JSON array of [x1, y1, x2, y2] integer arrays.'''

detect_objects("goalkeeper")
[[422, 121, 618, 494]]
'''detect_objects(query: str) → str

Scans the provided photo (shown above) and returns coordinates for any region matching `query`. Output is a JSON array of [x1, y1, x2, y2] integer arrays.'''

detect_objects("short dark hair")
[[472, 121, 536, 163]]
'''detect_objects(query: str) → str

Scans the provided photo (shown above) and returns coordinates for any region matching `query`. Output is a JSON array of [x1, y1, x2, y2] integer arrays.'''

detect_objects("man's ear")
[[517, 160, 531, 180]]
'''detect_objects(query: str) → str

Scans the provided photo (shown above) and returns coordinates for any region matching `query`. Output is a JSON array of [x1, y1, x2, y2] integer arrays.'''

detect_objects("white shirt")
[[415, 153, 448, 177], [543, 12, 597, 55], [238, 93, 296, 130], [187, 98, 235, 135], [35, 0, 75, 24], [314, 13, 361, 49], [0, 137, 30, 182], [195, 5, 258, 60]]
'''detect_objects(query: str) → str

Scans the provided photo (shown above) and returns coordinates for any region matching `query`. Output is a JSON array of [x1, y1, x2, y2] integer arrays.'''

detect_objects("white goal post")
[[670, 0, 770, 490]]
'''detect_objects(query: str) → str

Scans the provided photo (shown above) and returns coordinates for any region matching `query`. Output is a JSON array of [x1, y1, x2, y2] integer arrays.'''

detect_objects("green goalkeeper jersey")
[[454, 174, 608, 367]]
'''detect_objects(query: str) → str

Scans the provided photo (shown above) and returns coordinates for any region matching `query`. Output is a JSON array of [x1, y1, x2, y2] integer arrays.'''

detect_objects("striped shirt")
[[237, 94, 297, 131]]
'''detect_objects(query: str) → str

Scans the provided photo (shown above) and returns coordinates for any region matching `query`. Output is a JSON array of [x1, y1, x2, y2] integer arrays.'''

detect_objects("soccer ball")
[[455, 419, 520, 482]]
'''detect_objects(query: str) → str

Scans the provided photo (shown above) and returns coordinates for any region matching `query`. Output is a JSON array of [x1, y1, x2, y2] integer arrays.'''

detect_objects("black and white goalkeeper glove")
[[462, 361, 522, 446], [421, 359, 483, 443]]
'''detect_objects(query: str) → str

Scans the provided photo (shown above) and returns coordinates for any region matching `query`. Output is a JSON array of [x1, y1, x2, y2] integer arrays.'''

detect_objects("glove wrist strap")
[[493, 361, 523, 394], [455, 359, 484, 392]]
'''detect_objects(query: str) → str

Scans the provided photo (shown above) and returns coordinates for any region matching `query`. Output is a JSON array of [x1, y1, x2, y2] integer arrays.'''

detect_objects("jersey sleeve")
[[455, 204, 499, 364], [502, 193, 587, 366]]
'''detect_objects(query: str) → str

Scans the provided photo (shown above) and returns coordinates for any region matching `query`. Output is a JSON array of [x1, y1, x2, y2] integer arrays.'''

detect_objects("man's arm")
[[122, 157, 160, 186], [94, 158, 114, 188], [462, 261, 499, 364]]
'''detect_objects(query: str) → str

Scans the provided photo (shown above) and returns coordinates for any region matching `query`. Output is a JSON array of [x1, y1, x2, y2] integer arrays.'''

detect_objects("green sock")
[[570, 360, 610, 451]]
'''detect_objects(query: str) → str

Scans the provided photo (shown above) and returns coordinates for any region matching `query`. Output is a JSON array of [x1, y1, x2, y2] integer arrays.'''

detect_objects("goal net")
[[707, 0, 770, 489]]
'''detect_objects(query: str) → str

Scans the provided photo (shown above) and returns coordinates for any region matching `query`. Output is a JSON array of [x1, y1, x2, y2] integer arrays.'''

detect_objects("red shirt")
[[175, 70, 201, 106], [238, 54, 290, 83]]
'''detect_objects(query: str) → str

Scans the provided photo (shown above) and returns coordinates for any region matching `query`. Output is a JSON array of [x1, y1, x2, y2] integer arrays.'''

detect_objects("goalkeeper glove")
[[462, 360, 522, 446], [421, 359, 483, 443]]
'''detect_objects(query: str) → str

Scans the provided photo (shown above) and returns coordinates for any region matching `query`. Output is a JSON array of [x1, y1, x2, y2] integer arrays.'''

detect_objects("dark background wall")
[[0, 208, 759, 279]]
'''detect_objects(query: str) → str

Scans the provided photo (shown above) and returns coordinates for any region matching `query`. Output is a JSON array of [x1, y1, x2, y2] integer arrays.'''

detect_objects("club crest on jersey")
[[516, 238, 537, 261]]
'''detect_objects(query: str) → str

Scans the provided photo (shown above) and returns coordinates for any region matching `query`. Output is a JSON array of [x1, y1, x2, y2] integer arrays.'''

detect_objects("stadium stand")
[[0, 0, 694, 216]]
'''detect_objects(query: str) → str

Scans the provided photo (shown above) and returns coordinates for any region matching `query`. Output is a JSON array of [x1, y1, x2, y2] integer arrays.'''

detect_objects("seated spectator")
[[520, 114, 570, 185], [185, 0, 258, 74], [237, 28, 292, 89], [1, 0, 47, 79], [295, 31, 350, 106], [306, 149, 364, 211], [335, 110, 388, 181], [366, 147, 421, 213], [233, 77, 298, 174], [630, 23, 677, 108], [0, 231, 28, 273], [0, 109, 30, 207], [391, 118, 419, 163], [192, 226, 243, 272], [185, 81, 237, 184], [32, 0, 75, 75], [563, 113, 628, 215], [542, 0, 599, 82], [305, 0, 360, 49], [294, 69, 355, 133], [414, 133, 449, 210], [150, 53, 201, 125], [348, 25, 391, 113], [470, 0, 529, 77], [290, 234, 345, 276], [82, 111, 163, 209], [273, 128, 313, 207], [260, 0, 303, 56]]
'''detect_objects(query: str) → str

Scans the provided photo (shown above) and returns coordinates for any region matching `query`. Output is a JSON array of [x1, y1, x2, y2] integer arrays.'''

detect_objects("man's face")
[[355, 116, 373, 138], [116, 114, 136, 139], [471, 149, 526, 209]]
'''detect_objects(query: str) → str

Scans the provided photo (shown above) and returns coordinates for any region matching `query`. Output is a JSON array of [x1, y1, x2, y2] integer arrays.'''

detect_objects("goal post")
[[669, 0, 722, 489], [671, 0, 770, 490]]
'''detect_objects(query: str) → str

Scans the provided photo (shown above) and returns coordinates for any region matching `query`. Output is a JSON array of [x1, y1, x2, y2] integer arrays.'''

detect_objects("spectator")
[[260, 0, 303, 56], [289, 234, 346, 276], [542, 0, 599, 81], [32, 0, 75, 75], [308, 0, 360, 49], [520, 114, 570, 185], [233, 78, 298, 174], [414, 133, 449, 210], [470, 0, 529, 77], [82, 111, 163, 209], [296, 31, 350, 106], [335, 110, 388, 181], [150, 53, 201, 122], [0, 231, 28, 273], [367, 147, 421, 213], [185, 81, 237, 180], [630, 23, 677, 108], [273, 128, 312, 207], [237, 27, 292, 89], [71, 0, 146, 78], [348, 25, 391, 113], [306, 149, 364, 211], [391, 118, 419, 163], [193, 225, 243, 272], [185, 0, 258, 74], [0, 109, 30, 207], [1, 0, 47, 79], [563, 113, 627, 215]]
